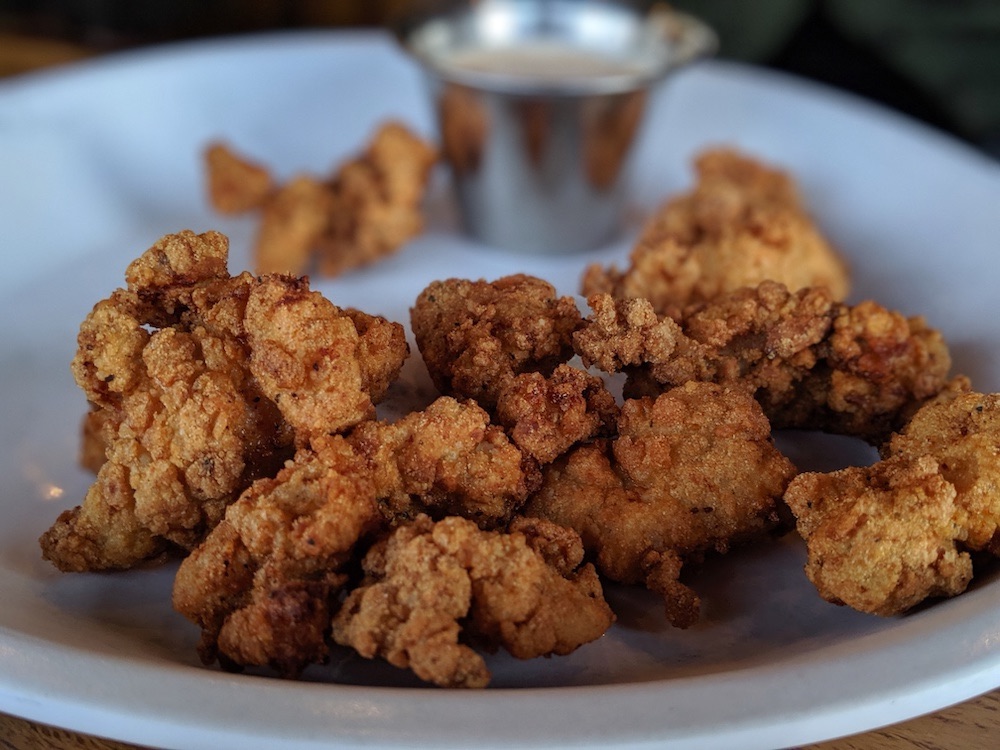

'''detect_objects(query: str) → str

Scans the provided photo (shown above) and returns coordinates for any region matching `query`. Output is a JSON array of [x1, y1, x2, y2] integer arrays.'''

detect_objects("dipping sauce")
[[442, 41, 650, 83]]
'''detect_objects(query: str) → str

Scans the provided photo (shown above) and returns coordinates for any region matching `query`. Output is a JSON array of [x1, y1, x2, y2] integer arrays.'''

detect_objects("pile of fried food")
[[40, 145, 1000, 689]]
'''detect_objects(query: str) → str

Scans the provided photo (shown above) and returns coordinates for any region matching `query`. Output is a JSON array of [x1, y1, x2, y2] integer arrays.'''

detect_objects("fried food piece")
[[204, 142, 274, 215], [348, 396, 540, 528], [243, 276, 376, 447], [410, 275, 582, 411], [331, 514, 614, 688], [317, 121, 438, 277], [41, 230, 404, 572], [494, 364, 619, 464], [574, 281, 952, 443], [784, 455, 972, 616], [525, 382, 797, 627], [207, 122, 437, 277], [883, 388, 1000, 554], [254, 175, 332, 276], [172, 436, 381, 676], [582, 148, 850, 317]]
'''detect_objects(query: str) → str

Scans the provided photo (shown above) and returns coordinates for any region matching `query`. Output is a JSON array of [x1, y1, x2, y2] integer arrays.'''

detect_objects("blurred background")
[[1, 0, 998, 159]]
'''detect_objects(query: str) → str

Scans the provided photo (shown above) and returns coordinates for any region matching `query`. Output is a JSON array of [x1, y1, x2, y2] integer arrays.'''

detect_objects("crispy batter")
[[525, 382, 796, 627], [330, 514, 614, 688], [883, 389, 1000, 554], [410, 274, 582, 411], [254, 175, 332, 276], [41, 230, 404, 572], [348, 396, 540, 528], [243, 276, 375, 447], [582, 148, 850, 317], [495, 364, 619, 465], [204, 142, 274, 215], [317, 121, 438, 276], [172, 436, 381, 676], [208, 122, 437, 277], [574, 281, 952, 443], [784, 455, 972, 616]]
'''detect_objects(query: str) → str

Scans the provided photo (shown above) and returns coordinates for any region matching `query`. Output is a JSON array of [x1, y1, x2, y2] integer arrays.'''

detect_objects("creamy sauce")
[[443, 41, 647, 82]]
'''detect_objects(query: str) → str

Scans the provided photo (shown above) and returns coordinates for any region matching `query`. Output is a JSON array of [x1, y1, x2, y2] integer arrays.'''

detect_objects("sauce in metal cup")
[[400, 0, 717, 253]]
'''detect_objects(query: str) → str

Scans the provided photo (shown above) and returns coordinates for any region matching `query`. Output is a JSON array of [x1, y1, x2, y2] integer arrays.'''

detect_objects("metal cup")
[[400, 0, 716, 253]]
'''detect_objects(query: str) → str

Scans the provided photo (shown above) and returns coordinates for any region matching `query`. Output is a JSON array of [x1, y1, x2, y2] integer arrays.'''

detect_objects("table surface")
[[2, 29, 998, 750]]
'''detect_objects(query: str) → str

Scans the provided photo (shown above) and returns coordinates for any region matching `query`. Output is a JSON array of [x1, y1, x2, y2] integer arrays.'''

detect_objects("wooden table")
[[3, 689, 1000, 749], [2, 29, 999, 750]]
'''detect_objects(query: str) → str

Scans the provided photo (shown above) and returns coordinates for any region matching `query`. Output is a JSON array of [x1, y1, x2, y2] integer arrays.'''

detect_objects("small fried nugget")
[[330, 514, 614, 688], [317, 121, 438, 277], [244, 276, 376, 446], [204, 142, 274, 215], [526, 381, 796, 627], [41, 230, 405, 572], [411, 275, 582, 410], [495, 364, 619, 465], [581, 148, 850, 316], [173, 436, 381, 676], [574, 281, 953, 443], [348, 396, 540, 528], [254, 175, 333, 276], [784, 455, 972, 616], [206, 122, 436, 277], [883, 389, 1000, 554]]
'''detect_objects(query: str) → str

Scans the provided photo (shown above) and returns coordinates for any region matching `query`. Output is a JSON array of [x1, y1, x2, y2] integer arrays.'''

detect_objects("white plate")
[[2, 30, 1000, 750]]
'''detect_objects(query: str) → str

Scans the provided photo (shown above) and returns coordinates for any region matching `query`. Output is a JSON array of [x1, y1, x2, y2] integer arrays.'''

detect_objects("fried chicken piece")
[[172, 436, 382, 677], [41, 230, 405, 572], [574, 281, 952, 443], [206, 122, 436, 277], [342, 307, 411, 403], [348, 396, 540, 528], [254, 175, 333, 276], [204, 142, 274, 215], [525, 381, 797, 627], [494, 364, 619, 464], [410, 275, 582, 411], [883, 388, 1000, 554], [581, 148, 850, 317], [317, 121, 438, 277], [784, 455, 972, 616], [330, 514, 614, 688], [243, 276, 376, 447]]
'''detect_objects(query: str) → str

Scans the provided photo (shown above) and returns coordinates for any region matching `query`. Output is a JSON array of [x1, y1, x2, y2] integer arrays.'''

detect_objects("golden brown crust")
[[582, 148, 850, 316], [172, 436, 381, 676], [784, 455, 972, 616], [574, 281, 953, 444], [41, 230, 405, 572], [410, 274, 582, 411], [330, 514, 614, 688], [204, 142, 274, 215], [348, 396, 539, 528], [525, 382, 796, 627]]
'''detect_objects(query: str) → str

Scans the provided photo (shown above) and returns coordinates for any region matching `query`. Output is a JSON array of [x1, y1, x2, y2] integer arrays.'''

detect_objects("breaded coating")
[[317, 121, 438, 277], [574, 281, 952, 443], [254, 175, 333, 276], [204, 142, 274, 215], [342, 308, 411, 403], [330, 514, 614, 688], [884, 389, 1000, 554], [207, 122, 437, 277], [348, 396, 540, 528], [495, 364, 619, 465], [784, 455, 972, 616], [582, 148, 850, 317], [410, 275, 582, 410], [172, 436, 381, 676], [525, 382, 797, 627], [41, 230, 404, 572], [243, 276, 375, 447]]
